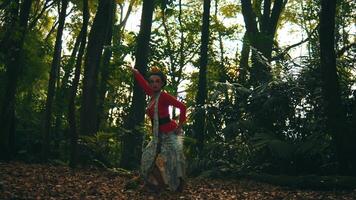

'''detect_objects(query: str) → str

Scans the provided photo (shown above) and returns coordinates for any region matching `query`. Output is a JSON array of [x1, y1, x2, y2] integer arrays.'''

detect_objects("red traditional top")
[[133, 70, 187, 133]]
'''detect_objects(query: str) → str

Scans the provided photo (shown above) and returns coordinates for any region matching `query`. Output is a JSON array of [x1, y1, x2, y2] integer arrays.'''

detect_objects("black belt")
[[151, 116, 171, 126], [159, 116, 171, 125]]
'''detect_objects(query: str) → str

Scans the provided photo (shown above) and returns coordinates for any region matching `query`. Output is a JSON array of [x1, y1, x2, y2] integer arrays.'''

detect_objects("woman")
[[129, 65, 186, 192]]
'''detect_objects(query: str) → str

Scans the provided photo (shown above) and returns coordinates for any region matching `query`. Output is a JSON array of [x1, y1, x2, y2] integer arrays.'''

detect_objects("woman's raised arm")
[[129, 65, 153, 96]]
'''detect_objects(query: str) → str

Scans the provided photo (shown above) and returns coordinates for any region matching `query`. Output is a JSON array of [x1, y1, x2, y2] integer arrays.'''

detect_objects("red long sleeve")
[[133, 70, 153, 96]]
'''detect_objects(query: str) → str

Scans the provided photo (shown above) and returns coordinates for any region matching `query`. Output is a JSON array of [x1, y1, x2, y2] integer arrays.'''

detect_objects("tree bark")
[[80, 0, 114, 136], [68, 0, 89, 168], [352, 94, 356, 169], [215, 0, 229, 103], [238, 32, 250, 85], [319, 0, 354, 174], [120, 0, 155, 170], [41, 0, 68, 161], [193, 0, 211, 155], [97, 2, 116, 130], [0, 0, 32, 161], [112, 1, 133, 63], [240, 0, 287, 86]]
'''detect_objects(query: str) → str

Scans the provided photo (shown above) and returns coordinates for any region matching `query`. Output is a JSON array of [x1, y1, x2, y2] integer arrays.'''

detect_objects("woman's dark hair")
[[147, 67, 167, 87]]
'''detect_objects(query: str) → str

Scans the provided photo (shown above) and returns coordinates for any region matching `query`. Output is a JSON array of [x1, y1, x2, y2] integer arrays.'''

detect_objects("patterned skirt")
[[141, 131, 185, 191]]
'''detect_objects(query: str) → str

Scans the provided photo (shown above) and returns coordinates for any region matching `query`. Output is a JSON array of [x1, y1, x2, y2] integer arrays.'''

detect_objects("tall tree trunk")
[[215, 0, 229, 102], [69, 0, 89, 168], [53, 20, 83, 140], [0, 0, 32, 161], [80, 0, 114, 136], [97, 2, 116, 130], [240, 0, 287, 87], [41, 0, 68, 161], [240, 0, 287, 135], [352, 94, 356, 169], [171, 0, 186, 119], [319, 0, 354, 175], [193, 0, 211, 156], [112, 1, 133, 64], [240, 0, 262, 86], [120, 0, 155, 170]]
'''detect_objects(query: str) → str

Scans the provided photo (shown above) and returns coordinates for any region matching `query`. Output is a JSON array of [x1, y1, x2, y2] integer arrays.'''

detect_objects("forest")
[[0, 0, 356, 199]]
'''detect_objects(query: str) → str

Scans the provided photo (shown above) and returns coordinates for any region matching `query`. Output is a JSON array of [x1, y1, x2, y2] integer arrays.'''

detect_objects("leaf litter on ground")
[[0, 162, 355, 199]]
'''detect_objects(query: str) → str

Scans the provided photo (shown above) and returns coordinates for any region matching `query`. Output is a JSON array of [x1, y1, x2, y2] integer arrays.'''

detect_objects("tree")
[[240, 0, 288, 86], [319, 0, 355, 174], [120, 0, 155, 170], [0, 0, 33, 160], [97, 1, 133, 130], [69, 0, 89, 168], [238, 32, 250, 85], [41, 0, 69, 160], [193, 0, 211, 155], [80, 0, 115, 136]]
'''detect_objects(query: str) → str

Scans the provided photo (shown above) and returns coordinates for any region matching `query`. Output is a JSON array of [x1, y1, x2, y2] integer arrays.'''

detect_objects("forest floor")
[[1, 162, 355, 200]]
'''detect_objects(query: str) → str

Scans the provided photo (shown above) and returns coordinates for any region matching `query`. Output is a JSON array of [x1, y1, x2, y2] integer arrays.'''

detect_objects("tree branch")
[[271, 37, 309, 61], [261, 0, 271, 33], [268, 0, 287, 35], [118, 0, 134, 29], [29, 0, 55, 30], [241, 0, 259, 34]]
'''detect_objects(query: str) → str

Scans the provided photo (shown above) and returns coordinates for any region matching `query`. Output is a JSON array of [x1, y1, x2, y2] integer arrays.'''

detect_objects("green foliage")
[[185, 54, 349, 175], [219, 3, 240, 18], [250, 131, 333, 174], [14, 128, 43, 162], [79, 131, 122, 167]]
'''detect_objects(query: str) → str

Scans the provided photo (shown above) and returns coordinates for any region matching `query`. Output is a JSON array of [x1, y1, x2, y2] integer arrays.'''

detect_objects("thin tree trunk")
[[0, 0, 32, 161], [62, 26, 83, 90], [170, 0, 185, 119], [193, 0, 211, 155], [28, 0, 54, 30], [42, 0, 69, 161], [215, 0, 229, 102], [80, 0, 114, 136], [97, 2, 116, 130], [112, 1, 133, 63], [238, 32, 250, 85], [120, 0, 155, 170], [53, 18, 83, 150], [177, 0, 185, 84], [352, 95, 356, 170], [44, 19, 59, 42], [319, 0, 354, 174], [69, 0, 89, 168]]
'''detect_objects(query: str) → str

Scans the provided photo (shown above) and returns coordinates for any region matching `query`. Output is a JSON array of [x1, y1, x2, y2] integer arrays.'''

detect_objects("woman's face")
[[149, 75, 163, 92]]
